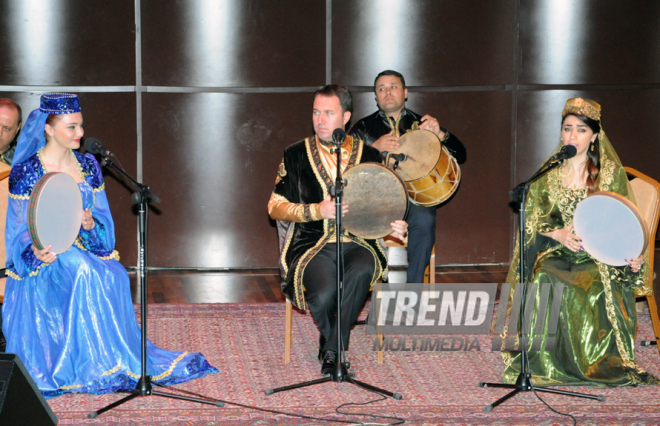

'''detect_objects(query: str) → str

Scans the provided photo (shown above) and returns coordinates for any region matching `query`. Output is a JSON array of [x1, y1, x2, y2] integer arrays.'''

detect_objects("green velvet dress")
[[502, 147, 658, 387]]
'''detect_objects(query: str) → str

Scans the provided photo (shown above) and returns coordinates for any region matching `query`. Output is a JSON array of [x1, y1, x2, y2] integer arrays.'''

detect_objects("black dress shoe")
[[320, 349, 337, 375], [318, 334, 326, 361]]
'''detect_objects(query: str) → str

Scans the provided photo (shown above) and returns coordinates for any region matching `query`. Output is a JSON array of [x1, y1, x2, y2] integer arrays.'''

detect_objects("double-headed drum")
[[342, 163, 408, 239], [387, 130, 461, 206]]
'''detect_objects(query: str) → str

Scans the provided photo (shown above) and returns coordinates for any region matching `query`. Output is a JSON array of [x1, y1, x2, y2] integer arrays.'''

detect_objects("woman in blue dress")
[[2, 93, 217, 398]]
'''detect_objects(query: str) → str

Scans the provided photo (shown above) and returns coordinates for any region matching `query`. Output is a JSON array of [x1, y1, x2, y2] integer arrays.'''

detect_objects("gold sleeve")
[[268, 193, 322, 222]]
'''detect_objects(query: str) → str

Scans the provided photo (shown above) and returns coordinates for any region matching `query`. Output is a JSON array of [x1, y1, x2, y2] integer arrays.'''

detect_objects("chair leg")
[[377, 334, 383, 364], [430, 245, 435, 284], [285, 299, 293, 364], [646, 295, 660, 359]]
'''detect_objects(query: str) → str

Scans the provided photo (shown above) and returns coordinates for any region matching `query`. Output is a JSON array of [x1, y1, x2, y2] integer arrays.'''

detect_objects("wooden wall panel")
[[519, 1, 660, 85], [141, 92, 314, 267], [0, 1, 135, 85], [141, 0, 326, 87], [333, 0, 515, 87]]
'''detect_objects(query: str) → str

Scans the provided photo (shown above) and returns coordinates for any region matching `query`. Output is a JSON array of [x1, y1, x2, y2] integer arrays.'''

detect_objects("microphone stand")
[[479, 157, 604, 411], [89, 154, 222, 419], [265, 132, 401, 400]]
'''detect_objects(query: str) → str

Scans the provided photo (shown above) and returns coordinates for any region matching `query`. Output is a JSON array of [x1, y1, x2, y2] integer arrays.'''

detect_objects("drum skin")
[[387, 130, 461, 207], [573, 191, 648, 266], [342, 163, 408, 239], [28, 172, 83, 254], [388, 129, 441, 182]]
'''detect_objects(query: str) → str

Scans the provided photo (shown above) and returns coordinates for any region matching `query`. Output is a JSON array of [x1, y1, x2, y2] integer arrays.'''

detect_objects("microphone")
[[389, 153, 407, 162], [548, 144, 577, 163], [84, 137, 114, 157], [332, 128, 346, 146]]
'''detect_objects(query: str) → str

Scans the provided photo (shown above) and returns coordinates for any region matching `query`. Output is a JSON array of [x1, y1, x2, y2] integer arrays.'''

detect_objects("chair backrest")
[[0, 164, 11, 302], [0, 165, 11, 270], [625, 167, 660, 296]]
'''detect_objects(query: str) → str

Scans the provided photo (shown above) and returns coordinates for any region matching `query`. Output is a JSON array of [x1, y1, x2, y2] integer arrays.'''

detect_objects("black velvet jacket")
[[272, 135, 387, 309], [348, 108, 467, 165]]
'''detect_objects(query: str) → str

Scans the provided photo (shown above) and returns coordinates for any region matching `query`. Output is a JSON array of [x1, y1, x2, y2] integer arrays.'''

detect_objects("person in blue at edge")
[[2, 93, 217, 398]]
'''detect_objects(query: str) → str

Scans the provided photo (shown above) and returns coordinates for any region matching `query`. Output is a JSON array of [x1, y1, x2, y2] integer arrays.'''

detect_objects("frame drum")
[[573, 191, 648, 266], [28, 172, 83, 254], [342, 163, 408, 239]]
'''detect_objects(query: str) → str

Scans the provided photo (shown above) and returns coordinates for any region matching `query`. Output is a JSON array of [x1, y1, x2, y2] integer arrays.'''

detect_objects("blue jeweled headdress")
[[13, 93, 82, 165], [39, 93, 81, 115]]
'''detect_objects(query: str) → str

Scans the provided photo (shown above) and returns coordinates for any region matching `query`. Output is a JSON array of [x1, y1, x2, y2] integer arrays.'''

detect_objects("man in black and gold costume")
[[349, 70, 466, 284], [268, 85, 407, 375]]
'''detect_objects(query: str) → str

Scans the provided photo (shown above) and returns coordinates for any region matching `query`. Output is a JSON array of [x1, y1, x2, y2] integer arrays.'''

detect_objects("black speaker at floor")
[[0, 353, 58, 425]]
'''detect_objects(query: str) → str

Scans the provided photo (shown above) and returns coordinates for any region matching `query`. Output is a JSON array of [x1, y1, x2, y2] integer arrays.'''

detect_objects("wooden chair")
[[625, 167, 660, 358], [0, 165, 11, 303], [283, 234, 435, 364], [372, 236, 435, 362]]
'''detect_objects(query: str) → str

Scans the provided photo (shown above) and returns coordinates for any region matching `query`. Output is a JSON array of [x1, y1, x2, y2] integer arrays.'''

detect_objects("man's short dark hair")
[[313, 84, 353, 114], [373, 70, 406, 93], [0, 98, 22, 124]]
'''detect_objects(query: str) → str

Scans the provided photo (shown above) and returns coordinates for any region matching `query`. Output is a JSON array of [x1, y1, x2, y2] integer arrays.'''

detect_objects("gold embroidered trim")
[[598, 261, 645, 371], [547, 168, 588, 225], [384, 112, 403, 137], [60, 383, 83, 390], [73, 152, 84, 181], [270, 192, 289, 204], [598, 156, 615, 191], [74, 239, 120, 261], [280, 222, 295, 278], [99, 250, 120, 261], [101, 362, 121, 376], [9, 193, 28, 200], [152, 351, 189, 381], [59, 352, 190, 391], [29, 262, 51, 277], [6, 269, 22, 280]]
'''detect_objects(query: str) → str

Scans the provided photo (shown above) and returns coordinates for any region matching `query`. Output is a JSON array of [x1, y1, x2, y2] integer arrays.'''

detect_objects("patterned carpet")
[[47, 303, 660, 425]]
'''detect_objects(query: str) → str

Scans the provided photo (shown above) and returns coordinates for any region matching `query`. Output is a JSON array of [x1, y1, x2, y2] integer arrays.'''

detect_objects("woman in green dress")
[[502, 97, 657, 387]]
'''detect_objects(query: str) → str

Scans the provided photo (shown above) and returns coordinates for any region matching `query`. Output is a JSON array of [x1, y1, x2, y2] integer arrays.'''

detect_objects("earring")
[[590, 143, 595, 152]]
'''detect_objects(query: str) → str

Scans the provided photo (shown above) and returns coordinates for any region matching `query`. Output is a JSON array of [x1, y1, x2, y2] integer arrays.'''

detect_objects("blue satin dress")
[[2, 150, 217, 398]]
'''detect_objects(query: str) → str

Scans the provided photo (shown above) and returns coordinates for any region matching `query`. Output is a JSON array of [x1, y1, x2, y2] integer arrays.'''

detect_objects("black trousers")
[[405, 203, 436, 283], [303, 242, 374, 352]]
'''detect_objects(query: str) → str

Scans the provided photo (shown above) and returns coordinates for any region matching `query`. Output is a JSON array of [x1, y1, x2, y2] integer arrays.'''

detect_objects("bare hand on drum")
[[33, 245, 56, 264], [319, 194, 348, 219], [371, 131, 399, 152], [627, 256, 644, 273], [548, 224, 582, 253], [389, 220, 408, 241], [419, 115, 446, 140], [82, 208, 95, 231]]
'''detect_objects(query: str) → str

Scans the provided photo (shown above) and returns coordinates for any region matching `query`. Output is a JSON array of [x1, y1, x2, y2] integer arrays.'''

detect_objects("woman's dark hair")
[[562, 113, 601, 193], [44, 114, 64, 140]]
